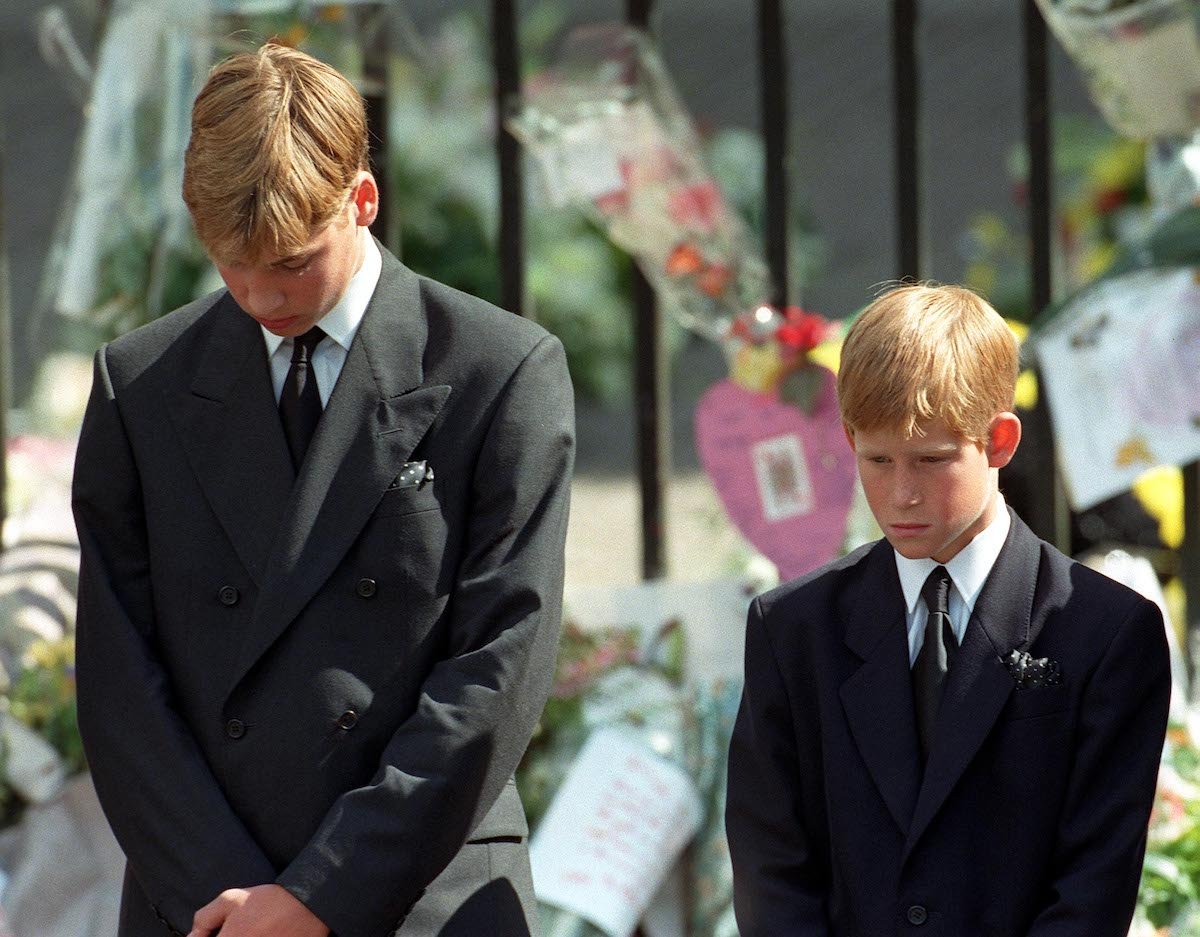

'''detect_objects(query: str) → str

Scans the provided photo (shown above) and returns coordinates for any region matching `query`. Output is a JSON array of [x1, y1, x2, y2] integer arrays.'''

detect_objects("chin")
[[888, 538, 935, 560]]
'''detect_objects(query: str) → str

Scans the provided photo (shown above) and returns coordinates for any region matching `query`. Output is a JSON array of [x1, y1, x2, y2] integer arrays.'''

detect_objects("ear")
[[349, 171, 379, 228], [842, 422, 857, 452], [986, 412, 1021, 469]]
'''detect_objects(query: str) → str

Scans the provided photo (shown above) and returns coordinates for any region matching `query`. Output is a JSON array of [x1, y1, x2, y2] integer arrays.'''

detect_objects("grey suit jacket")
[[72, 244, 574, 937]]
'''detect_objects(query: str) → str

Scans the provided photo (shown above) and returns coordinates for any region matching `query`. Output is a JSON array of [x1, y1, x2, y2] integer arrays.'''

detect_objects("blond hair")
[[837, 284, 1018, 443], [182, 42, 369, 265]]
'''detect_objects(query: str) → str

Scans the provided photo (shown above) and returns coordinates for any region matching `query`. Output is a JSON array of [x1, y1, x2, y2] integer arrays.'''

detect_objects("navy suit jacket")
[[726, 508, 1170, 936], [72, 244, 574, 937]]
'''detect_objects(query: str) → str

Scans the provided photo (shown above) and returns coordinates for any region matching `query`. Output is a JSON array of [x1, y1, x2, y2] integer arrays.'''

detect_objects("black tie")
[[278, 326, 325, 470], [913, 565, 957, 763]]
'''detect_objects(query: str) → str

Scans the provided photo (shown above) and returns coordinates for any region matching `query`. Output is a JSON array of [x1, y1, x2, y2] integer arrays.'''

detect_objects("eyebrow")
[[270, 250, 315, 268], [858, 442, 959, 458]]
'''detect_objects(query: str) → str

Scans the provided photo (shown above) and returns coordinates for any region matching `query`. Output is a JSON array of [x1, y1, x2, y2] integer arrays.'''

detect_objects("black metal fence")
[[478, 0, 1200, 677]]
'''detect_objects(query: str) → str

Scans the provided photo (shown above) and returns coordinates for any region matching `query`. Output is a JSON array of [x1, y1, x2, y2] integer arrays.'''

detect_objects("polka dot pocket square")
[[389, 460, 434, 490], [1002, 649, 1063, 689]]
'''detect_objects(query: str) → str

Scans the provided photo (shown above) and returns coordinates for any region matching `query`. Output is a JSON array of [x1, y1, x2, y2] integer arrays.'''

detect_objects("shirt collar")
[[260, 231, 382, 357], [894, 494, 1011, 616]]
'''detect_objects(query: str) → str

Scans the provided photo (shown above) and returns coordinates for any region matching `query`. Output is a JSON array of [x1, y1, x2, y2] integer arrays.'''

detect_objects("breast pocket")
[[1004, 683, 1071, 721], [374, 482, 440, 518]]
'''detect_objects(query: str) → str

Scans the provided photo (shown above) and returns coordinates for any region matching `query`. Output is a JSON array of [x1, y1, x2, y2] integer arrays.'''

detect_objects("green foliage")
[[1141, 808, 1200, 928], [960, 116, 1148, 323], [9, 638, 85, 777], [1139, 725, 1200, 930], [518, 619, 685, 828]]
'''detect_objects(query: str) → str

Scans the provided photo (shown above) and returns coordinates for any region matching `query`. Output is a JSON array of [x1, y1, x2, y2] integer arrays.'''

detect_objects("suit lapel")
[[902, 508, 1042, 863], [165, 297, 295, 586], [228, 247, 451, 696], [839, 540, 923, 835]]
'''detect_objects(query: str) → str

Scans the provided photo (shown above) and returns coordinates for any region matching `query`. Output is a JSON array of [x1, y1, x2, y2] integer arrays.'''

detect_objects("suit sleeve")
[[72, 347, 279, 932], [726, 597, 832, 936], [1025, 598, 1171, 937], [276, 333, 575, 937]]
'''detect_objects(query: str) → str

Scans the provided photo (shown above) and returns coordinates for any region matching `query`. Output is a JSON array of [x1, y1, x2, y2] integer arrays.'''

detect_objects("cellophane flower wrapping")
[[510, 24, 771, 342]]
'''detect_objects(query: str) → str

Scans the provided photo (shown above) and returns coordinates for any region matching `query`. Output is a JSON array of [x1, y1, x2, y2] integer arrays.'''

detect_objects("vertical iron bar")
[[1024, 1, 1052, 316], [493, 0, 527, 318], [1183, 462, 1200, 692], [627, 0, 667, 580], [0, 130, 10, 539], [759, 0, 789, 308], [1022, 0, 1070, 551], [363, 66, 390, 249], [892, 0, 919, 279]]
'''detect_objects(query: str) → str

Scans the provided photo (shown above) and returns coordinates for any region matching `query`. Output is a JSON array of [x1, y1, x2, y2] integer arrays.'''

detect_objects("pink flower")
[[668, 180, 723, 233]]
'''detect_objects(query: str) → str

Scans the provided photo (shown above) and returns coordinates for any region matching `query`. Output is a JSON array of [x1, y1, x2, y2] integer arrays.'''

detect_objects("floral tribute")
[[510, 23, 771, 342], [517, 619, 741, 937]]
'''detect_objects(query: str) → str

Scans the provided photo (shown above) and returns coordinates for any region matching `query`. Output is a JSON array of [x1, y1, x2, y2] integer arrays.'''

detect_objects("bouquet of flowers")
[[511, 24, 772, 342]]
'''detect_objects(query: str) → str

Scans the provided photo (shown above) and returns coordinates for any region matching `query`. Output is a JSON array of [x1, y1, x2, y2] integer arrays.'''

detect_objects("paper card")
[[752, 434, 816, 521], [530, 727, 704, 937], [1034, 268, 1200, 511]]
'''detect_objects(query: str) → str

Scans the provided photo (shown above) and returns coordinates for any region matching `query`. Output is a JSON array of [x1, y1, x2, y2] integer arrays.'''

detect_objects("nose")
[[243, 280, 285, 317], [893, 467, 921, 508]]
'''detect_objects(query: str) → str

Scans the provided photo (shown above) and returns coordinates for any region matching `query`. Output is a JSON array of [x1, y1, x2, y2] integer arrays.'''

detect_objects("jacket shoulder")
[[1038, 540, 1162, 636], [101, 290, 227, 385], [416, 276, 553, 372]]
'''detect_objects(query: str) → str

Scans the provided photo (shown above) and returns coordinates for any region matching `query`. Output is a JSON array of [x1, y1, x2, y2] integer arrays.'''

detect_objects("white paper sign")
[[530, 727, 704, 937], [1034, 268, 1200, 510]]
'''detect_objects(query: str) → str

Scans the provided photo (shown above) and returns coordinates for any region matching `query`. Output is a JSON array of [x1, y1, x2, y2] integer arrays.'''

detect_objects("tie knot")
[[921, 565, 951, 616], [290, 326, 325, 364]]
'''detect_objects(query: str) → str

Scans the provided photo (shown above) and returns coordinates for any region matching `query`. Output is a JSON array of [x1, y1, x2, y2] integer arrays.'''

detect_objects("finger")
[[190, 894, 233, 937]]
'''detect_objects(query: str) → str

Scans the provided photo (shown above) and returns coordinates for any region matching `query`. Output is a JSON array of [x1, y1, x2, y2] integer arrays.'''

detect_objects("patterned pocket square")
[[1003, 649, 1063, 689], [389, 460, 435, 490]]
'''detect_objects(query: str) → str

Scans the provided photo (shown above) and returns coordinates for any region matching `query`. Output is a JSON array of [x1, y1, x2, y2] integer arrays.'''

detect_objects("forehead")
[[218, 221, 339, 270], [852, 419, 969, 454]]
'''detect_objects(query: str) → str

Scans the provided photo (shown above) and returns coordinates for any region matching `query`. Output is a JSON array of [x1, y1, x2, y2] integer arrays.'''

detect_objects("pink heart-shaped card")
[[694, 368, 856, 580]]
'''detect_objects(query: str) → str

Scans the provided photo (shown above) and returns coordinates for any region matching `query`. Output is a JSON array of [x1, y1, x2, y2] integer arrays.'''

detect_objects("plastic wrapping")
[[1036, 0, 1200, 139], [511, 24, 770, 342]]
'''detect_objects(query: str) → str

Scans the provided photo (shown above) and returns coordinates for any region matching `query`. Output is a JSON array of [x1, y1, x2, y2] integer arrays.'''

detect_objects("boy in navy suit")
[[726, 284, 1170, 936]]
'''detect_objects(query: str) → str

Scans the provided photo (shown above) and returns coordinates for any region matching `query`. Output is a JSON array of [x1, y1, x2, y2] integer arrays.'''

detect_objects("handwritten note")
[[530, 727, 703, 937]]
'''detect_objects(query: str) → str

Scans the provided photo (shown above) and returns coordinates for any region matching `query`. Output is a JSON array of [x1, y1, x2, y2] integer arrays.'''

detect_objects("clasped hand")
[[187, 884, 329, 937]]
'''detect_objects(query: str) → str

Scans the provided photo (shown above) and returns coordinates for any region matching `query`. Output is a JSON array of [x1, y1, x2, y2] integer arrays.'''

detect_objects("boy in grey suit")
[[72, 43, 574, 937]]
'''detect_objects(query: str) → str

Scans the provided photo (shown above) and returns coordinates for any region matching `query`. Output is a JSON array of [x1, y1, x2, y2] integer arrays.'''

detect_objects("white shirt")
[[894, 494, 1011, 666], [261, 233, 383, 407]]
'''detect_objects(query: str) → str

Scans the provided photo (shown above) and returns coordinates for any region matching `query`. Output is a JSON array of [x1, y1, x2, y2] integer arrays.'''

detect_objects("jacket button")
[[226, 719, 246, 740], [906, 905, 928, 926], [218, 585, 239, 607], [356, 578, 377, 598], [337, 710, 358, 730]]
